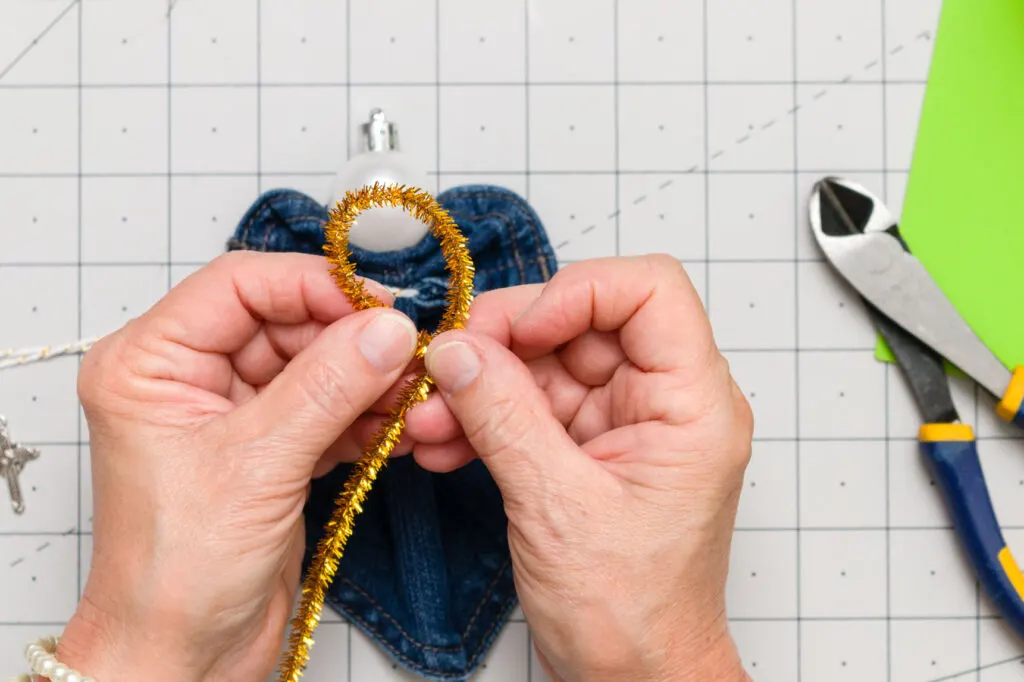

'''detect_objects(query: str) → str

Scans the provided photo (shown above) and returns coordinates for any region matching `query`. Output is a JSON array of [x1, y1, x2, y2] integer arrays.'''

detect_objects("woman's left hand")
[[60, 251, 420, 682]]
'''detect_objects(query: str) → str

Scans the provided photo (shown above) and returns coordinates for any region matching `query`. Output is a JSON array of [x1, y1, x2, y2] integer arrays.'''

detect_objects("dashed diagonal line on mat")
[[551, 28, 935, 253]]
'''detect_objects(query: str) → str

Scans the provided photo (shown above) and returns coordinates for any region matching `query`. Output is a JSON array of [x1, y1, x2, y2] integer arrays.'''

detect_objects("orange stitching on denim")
[[460, 555, 512, 640], [336, 606, 439, 670], [337, 576, 462, 652], [448, 190, 555, 281], [328, 559, 516, 676], [467, 594, 518, 668]]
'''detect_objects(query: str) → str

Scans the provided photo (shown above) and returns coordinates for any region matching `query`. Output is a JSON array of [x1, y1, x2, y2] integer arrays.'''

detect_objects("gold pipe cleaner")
[[278, 183, 475, 681]]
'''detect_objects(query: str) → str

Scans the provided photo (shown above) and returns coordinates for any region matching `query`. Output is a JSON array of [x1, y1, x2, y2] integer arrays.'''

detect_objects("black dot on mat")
[[479, 36, 486, 43], [930, 479, 936, 486], [31, 306, 37, 313], [569, 125, 576, 131], [568, 36, 575, 43], [751, 662, 757, 668], [32, 217, 37, 223], [931, 661, 937, 666], [212, 216, 218, 222], [750, 392, 756, 398], [301, 126, 307, 132], [842, 662, 847, 667], [31, 396, 37, 402], [840, 481, 845, 487], [32, 128, 38, 134], [31, 576, 36, 582], [930, 570, 936, 576], [569, 214, 576, 220], [121, 216, 128, 223], [391, 664, 398, 670], [841, 571, 846, 576], [749, 302, 755, 309], [839, 391, 846, 397], [751, 571, 756, 577], [749, 213, 755, 219], [121, 305, 128, 312], [211, 37, 218, 44], [122, 127, 128, 133], [839, 301, 846, 308], [301, 37, 307, 44], [750, 481, 756, 488], [480, 125, 486, 132], [747, 35, 754, 42], [659, 214, 666, 220], [658, 124, 665, 131], [31, 486, 36, 492], [836, 35, 843, 42], [837, 124, 844, 131], [212, 127, 218, 133], [390, 37, 396, 43]]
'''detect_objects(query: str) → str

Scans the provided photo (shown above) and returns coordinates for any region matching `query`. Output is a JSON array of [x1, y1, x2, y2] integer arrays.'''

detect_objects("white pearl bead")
[[29, 651, 46, 670], [39, 658, 56, 675], [51, 664, 69, 681], [24, 643, 39, 658], [65, 673, 81, 682]]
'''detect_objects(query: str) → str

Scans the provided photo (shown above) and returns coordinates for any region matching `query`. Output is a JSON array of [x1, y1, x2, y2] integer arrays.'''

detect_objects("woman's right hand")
[[405, 256, 753, 682]]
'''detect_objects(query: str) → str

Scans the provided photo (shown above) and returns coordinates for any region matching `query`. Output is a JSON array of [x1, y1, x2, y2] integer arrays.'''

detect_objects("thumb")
[[228, 308, 419, 467], [424, 330, 594, 512]]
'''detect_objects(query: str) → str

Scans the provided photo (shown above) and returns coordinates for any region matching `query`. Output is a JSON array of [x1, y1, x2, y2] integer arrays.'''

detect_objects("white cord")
[[0, 338, 100, 371], [0, 287, 416, 374], [388, 286, 419, 298]]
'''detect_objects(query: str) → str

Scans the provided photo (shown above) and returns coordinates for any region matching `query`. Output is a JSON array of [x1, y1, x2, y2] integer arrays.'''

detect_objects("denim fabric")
[[228, 185, 557, 680]]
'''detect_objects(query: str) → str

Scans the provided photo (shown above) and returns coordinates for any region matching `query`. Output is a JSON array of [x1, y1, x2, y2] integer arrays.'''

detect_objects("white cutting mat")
[[3, 1, 1022, 680]]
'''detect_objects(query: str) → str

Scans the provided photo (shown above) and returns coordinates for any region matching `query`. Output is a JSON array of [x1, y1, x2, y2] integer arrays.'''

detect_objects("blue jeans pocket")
[[228, 184, 557, 680]]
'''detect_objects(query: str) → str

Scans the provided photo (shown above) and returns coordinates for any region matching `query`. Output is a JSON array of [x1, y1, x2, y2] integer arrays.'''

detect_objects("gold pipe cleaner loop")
[[278, 182, 475, 681]]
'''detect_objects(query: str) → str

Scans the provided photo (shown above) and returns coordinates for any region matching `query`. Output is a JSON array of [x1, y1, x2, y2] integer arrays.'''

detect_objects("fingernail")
[[359, 311, 418, 372], [426, 341, 481, 394]]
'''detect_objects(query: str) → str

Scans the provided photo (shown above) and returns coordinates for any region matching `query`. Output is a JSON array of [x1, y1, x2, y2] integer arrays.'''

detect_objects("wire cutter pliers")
[[809, 176, 1024, 638]]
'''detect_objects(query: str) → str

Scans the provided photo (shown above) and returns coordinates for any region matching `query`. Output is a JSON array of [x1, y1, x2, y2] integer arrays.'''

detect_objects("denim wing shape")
[[228, 185, 557, 680]]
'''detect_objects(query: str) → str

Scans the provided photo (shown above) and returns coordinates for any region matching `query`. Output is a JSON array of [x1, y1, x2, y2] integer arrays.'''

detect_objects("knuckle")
[[645, 252, 683, 275], [76, 335, 121, 410]]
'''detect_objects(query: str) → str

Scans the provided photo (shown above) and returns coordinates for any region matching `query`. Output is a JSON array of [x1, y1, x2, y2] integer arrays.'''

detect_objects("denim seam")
[[340, 606, 448, 672], [458, 556, 511, 641], [447, 191, 554, 281], [337, 576, 463, 652], [260, 222, 278, 251], [466, 592, 518, 670], [328, 559, 517, 678], [239, 201, 272, 246], [284, 215, 325, 225], [449, 210, 528, 283]]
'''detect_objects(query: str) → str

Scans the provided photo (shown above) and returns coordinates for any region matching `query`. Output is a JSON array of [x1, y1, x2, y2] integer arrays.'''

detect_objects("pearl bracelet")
[[18, 637, 94, 682]]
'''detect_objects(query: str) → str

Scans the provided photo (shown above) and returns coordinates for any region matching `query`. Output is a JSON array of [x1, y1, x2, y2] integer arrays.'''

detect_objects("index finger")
[[136, 251, 394, 355], [510, 255, 715, 374]]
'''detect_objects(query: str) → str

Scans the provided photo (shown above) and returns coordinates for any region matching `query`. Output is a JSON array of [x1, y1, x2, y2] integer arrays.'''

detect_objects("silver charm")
[[0, 416, 39, 515]]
